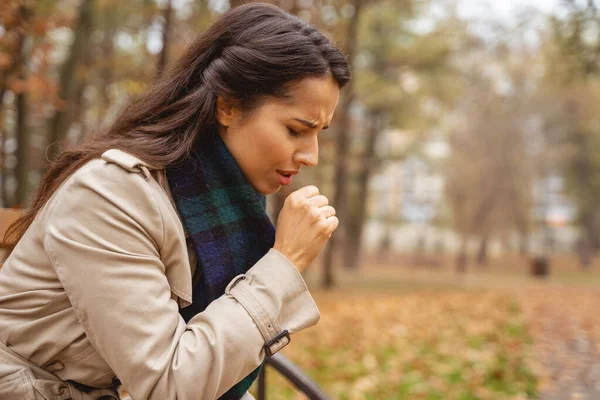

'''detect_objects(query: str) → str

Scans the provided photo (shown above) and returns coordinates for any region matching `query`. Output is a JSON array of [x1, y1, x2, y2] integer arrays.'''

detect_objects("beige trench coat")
[[0, 150, 320, 399]]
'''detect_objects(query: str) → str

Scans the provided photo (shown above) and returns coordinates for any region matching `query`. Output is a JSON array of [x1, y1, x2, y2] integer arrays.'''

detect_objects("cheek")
[[262, 135, 287, 155], [254, 127, 293, 165], [234, 116, 293, 175]]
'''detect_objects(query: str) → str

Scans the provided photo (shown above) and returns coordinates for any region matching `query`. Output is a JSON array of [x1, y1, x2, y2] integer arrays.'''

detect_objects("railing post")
[[258, 364, 266, 400], [265, 354, 329, 400]]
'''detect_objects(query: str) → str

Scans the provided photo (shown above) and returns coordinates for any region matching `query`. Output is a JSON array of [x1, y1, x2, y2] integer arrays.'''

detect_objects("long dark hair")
[[4, 2, 350, 248]]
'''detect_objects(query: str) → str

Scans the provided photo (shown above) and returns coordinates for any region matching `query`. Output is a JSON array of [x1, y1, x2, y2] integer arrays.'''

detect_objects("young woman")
[[0, 3, 350, 399]]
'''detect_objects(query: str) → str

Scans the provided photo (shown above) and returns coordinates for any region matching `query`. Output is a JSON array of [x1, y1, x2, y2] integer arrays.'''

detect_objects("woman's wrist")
[[271, 245, 306, 272]]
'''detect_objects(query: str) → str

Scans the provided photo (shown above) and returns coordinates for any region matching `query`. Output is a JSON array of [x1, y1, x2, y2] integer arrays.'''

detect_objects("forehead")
[[268, 76, 340, 123]]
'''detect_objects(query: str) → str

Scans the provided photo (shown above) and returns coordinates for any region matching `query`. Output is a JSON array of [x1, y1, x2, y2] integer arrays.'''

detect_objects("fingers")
[[320, 205, 336, 218], [309, 195, 329, 208], [325, 216, 339, 234], [294, 185, 320, 199]]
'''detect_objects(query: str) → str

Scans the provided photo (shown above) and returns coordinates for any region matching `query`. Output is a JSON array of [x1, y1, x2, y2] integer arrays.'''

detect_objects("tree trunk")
[[155, 0, 173, 80], [0, 86, 7, 207], [95, 3, 116, 126], [583, 211, 599, 251], [570, 132, 599, 253], [343, 212, 361, 269], [321, 0, 364, 289], [15, 89, 28, 207], [343, 110, 382, 270], [0, 101, 6, 208], [476, 234, 488, 266], [70, 67, 89, 144], [71, 19, 96, 144], [1, 3, 31, 207], [518, 222, 529, 256], [47, 0, 94, 161], [577, 233, 593, 269], [456, 234, 468, 274], [579, 215, 596, 268]]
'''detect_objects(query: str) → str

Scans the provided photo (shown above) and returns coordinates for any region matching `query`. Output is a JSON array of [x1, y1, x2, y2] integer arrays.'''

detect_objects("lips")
[[276, 170, 298, 185], [277, 170, 299, 177]]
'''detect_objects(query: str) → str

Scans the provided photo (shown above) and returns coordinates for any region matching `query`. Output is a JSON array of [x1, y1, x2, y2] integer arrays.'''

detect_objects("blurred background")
[[2, 0, 600, 399]]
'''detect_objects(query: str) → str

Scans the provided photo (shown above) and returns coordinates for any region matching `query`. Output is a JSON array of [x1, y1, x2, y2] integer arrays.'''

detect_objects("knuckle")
[[290, 194, 303, 208], [301, 198, 312, 211], [312, 211, 321, 223]]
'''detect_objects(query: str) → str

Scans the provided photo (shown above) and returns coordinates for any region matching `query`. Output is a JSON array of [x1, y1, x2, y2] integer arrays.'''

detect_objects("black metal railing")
[[257, 354, 329, 400]]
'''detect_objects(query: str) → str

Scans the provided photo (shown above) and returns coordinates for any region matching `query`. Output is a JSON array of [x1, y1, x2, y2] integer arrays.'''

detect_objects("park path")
[[516, 285, 600, 400]]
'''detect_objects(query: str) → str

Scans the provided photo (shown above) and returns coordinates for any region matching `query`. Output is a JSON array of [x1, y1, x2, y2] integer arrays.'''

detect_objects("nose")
[[294, 136, 319, 167]]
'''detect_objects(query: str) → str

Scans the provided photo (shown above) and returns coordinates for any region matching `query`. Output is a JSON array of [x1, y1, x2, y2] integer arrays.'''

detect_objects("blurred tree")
[[93, 0, 118, 127], [321, 0, 364, 288], [46, 0, 94, 161], [444, 33, 537, 272], [155, 0, 173, 79], [342, 0, 461, 270], [541, 0, 600, 267], [14, 8, 29, 208], [446, 90, 531, 272], [0, 1, 32, 207]]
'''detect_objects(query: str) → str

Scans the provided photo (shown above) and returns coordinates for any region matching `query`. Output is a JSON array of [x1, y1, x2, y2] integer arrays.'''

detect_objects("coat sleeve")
[[42, 161, 320, 400]]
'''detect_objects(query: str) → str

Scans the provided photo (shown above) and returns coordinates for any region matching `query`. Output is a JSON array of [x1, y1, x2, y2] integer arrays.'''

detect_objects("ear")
[[216, 97, 236, 127]]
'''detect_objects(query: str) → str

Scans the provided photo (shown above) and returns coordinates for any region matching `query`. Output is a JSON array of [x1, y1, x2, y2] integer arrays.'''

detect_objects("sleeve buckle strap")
[[225, 274, 291, 356], [226, 275, 247, 292], [264, 329, 290, 357]]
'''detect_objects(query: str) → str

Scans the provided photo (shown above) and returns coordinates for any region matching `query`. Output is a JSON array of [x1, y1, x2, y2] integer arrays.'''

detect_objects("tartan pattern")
[[166, 131, 275, 400]]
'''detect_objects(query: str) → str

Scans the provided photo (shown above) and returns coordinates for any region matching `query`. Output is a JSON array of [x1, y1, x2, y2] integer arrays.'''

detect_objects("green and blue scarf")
[[166, 131, 276, 400]]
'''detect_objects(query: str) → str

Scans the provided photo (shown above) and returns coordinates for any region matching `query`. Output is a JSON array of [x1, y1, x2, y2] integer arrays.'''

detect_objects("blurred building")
[[364, 129, 458, 252], [530, 175, 578, 254], [363, 129, 579, 255]]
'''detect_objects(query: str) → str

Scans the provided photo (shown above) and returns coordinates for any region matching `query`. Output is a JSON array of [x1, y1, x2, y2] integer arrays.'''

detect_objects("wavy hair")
[[4, 2, 350, 248]]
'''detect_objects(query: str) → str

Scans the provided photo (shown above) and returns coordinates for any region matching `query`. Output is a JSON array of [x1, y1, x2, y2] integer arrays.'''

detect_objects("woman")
[[0, 3, 349, 400]]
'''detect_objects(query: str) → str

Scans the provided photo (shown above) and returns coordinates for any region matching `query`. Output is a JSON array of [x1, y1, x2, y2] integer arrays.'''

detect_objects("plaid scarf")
[[166, 131, 276, 400]]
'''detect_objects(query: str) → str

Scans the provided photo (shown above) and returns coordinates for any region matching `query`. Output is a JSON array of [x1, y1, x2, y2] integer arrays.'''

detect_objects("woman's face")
[[217, 75, 340, 195]]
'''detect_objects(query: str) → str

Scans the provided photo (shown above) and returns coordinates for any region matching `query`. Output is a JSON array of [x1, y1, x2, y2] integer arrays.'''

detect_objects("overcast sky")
[[456, 0, 600, 23], [456, 0, 560, 20], [446, 0, 579, 46]]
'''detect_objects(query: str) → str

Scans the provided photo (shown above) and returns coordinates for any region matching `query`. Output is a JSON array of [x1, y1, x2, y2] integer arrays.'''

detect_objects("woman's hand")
[[273, 185, 339, 273]]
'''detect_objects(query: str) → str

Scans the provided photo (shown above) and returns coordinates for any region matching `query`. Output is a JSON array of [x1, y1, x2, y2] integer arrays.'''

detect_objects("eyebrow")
[[293, 118, 329, 130]]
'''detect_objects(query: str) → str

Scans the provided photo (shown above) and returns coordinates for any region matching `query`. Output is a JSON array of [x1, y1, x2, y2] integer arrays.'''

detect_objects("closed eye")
[[287, 127, 301, 137]]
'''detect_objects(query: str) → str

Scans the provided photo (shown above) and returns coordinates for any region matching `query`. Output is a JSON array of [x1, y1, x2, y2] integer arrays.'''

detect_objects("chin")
[[252, 182, 280, 195], [261, 186, 281, 195]]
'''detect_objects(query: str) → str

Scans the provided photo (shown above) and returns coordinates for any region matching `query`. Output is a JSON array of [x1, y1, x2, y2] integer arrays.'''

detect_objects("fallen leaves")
[[253, 289, 537, 400]]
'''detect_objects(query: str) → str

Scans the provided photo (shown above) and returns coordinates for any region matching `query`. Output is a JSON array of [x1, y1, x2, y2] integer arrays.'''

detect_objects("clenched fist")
[[273, 185, 339, 273]]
